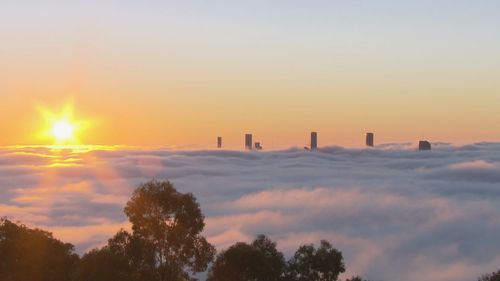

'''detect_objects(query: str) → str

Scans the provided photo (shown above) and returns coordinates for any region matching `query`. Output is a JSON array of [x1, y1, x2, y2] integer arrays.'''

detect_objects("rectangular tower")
[[245, 134, 253, 150], [366, 133, 374, 147], [419, 140, 431, 151], [217, 137, 222, 148], [310, 132, 317, 150]]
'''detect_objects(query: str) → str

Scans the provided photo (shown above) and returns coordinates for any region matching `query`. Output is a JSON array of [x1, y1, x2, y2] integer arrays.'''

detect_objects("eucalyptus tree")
[[123, 180, 216, 281]]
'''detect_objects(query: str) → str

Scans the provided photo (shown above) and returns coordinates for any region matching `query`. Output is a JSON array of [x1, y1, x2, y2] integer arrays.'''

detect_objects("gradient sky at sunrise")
[[2, 0, 500, 147]]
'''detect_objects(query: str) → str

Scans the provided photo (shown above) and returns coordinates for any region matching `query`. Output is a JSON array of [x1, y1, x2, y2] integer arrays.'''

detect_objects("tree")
[[345, 276, 366, 281], [286, 240, 345, 281], [0, 218, 79, 281], [207, 235, 286, 281], [251, 235, 287, 279], [123, 180, 216, 281], [479, 270, 500, 281], [72, 230, 141, 281], [73, 247, 131, 281]]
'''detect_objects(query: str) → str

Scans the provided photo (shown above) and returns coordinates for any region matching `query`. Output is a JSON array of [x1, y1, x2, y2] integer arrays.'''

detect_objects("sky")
[[1, 143, 500, 281], [2, 3, 500, 280], [1, 0, 500, 147]]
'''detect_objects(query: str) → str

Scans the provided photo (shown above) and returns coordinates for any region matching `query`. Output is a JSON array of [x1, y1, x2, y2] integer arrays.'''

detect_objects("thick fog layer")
[[1, 143, 500, 281]]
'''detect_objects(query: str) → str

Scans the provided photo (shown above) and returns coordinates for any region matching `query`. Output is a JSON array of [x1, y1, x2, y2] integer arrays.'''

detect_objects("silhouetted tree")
[[123, 180, 216, 281], [73, 248, 130, 281], [0, 218, 79, 281], [72, 230, 142, 281], [345, 276, 366, 281], [207, 235, 286, 281], [479, 270, 500, 281], [252, 235, 287, 279], [286, 240, 345, 281]]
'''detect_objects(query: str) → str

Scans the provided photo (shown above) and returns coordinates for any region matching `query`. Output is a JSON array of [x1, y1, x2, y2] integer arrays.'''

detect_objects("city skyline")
[[1, 2, 500, 281], [2, 1, 500, 147]]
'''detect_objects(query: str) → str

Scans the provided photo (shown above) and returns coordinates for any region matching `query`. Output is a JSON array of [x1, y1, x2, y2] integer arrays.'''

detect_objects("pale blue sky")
[[1, 1, 500, 146]]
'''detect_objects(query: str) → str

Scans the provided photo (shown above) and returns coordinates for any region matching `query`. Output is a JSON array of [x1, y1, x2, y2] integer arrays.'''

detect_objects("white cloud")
[[0, 143, 500, 281]]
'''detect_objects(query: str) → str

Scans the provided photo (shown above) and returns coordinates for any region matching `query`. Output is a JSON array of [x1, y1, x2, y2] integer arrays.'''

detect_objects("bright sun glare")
[[38, 102, 88, 145], [52, 120, 75, 142]]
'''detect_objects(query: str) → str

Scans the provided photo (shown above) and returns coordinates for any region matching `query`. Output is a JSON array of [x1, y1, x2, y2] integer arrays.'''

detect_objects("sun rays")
[[37, 101, 90, 145]]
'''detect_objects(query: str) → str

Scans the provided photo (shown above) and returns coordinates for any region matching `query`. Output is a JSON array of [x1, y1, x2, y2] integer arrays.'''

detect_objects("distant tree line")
[[0, 180, 497, 281]]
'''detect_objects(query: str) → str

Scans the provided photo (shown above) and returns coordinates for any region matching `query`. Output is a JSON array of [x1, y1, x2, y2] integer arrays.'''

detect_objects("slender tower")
[[310, 132, 318, 150], [366, 133, 374, 147], [217, 137, 222, 148], [245, 134, 253, 150]]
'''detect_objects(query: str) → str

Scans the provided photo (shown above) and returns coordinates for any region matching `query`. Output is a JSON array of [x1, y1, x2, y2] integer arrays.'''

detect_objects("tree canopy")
[[207, 235, 286, 281], [345, 276, 367, 281], [479, 270, 500, 281], [73, 230, 143, 281], [0, 218, 79, 281], [123, 180, 216, 281], [286, 240, 345, 281], [75, 180, 216, 281], [0, 179, 371, 281]]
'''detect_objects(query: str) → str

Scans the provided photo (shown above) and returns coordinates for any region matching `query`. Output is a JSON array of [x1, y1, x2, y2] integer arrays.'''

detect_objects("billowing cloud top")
[[1, 143, 500, 281]]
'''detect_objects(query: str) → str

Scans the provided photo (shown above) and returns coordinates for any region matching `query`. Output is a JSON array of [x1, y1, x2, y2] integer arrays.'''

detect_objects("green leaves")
[[207, 235, 286, 281], [1, 181, 357, 281], [0, 218, 79, 281], [123, 180, 215, 281], [208, 235, 347, 281], [287, 240, 345, 281]]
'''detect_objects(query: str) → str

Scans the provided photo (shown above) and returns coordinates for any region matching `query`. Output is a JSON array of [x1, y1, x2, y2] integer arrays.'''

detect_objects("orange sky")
[[1, 1, 500, 148]]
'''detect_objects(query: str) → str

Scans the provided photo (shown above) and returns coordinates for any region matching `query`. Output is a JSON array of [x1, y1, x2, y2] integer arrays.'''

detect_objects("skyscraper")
[[419, 140, 431, 151], [366, 132, 374, 147], [217, 137, 222, 148], [245, 134, 253, 150], [310, 132, 317, 150]]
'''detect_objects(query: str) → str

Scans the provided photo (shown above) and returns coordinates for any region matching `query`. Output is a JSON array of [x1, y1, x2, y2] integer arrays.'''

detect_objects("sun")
[[37, 101, 89, 145], [52, 120, 75, 142]]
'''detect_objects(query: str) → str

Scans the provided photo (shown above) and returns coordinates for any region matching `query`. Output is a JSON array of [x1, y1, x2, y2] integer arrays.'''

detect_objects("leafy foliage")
[[73, 230, 144, 281], [123, 180, 216, 281], [345, 276, 366, 281], [286, 240, 345, 281], [479, 270, 500, 281], [207, 235, 286, 281], [0, 180, 362, 281], [0, 218, 79, 281]]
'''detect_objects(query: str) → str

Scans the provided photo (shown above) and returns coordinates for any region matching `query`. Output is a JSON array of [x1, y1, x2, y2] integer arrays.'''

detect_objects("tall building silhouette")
[[419, 140, 431, 151], [217, 137, 222, 148], [310, 132, 318, 150], [366, 133, 374, 147], [245, 134, 253, 150]]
